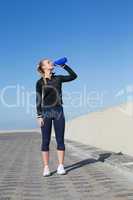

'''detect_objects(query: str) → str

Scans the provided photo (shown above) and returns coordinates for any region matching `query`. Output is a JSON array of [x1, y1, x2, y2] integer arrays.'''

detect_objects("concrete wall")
[[64, 101, 133, 156]]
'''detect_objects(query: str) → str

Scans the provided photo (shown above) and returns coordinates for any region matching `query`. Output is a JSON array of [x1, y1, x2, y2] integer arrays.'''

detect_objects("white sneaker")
[[57, 164, 66, 175], [43, 165, 51, 177]]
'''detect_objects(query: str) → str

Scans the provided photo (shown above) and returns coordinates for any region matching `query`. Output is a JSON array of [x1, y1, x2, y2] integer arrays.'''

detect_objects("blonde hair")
[[37, 58, 54, 85]]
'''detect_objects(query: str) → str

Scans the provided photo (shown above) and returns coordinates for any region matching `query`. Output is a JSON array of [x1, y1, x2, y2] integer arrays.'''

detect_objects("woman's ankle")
[[44, 164, 49, 168], [58, 163, 64, 166]]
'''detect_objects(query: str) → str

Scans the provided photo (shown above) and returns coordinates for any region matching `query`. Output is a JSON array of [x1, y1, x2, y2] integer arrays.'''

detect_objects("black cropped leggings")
[[40, 105, 65, 151]]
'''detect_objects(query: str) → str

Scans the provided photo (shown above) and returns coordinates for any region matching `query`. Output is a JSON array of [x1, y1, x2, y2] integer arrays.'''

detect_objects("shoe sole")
[[57, 171, 66, 175], [43, 173, 51, 177]]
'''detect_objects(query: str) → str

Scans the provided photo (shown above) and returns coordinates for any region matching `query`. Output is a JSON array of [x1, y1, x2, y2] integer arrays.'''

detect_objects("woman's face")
[[41, 59, 54, 72]]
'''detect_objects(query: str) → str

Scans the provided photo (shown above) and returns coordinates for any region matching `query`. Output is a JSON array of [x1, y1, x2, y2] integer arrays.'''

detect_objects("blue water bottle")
[[53, 57, 67, 66]]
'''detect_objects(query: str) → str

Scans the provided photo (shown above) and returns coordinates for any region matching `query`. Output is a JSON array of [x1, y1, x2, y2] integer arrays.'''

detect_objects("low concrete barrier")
[[65, 102, 133, 156]]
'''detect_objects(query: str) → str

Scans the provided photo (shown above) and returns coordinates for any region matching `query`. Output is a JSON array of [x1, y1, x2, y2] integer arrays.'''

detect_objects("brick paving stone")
[[0, 132, 133, 200]]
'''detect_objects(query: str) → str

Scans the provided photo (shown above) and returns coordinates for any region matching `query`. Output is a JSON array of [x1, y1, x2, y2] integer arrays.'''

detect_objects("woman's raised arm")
[[59, 64, 78, 82]]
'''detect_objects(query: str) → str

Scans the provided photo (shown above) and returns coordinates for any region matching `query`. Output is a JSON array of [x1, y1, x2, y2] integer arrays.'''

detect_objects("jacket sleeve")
[[35, 80, 43, 118], [59, 64, 78, 82]]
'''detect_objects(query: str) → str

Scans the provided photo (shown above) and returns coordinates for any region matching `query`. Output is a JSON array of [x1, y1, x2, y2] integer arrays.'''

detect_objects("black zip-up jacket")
[[35, 64, 78, 118]]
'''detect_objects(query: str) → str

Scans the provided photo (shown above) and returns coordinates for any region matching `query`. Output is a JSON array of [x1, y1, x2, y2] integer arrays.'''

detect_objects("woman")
[[35, 58, 78, 177]]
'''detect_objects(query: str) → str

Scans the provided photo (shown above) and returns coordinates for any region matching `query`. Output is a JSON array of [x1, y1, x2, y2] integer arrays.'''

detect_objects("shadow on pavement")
[[50, 153, 112, 175]]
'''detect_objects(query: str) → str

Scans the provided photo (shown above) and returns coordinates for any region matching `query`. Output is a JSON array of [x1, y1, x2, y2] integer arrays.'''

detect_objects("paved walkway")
[[0, 132, 133, 200]]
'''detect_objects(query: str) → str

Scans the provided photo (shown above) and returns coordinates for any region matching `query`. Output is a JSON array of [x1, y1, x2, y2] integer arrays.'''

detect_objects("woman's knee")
[[57, 141, 65, 151], [41, 142, 50, 151], [57, 146, 65, 151], [41, 138, 51, 151]]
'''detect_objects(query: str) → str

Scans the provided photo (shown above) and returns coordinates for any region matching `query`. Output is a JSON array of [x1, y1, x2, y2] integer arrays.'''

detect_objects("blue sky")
[[0, 0, 133, 130]]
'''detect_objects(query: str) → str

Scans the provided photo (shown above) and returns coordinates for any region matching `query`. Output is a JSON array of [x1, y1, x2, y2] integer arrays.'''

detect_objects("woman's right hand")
[[37, 117, 45, 127]]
